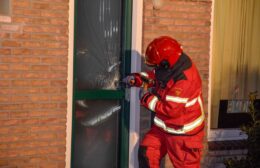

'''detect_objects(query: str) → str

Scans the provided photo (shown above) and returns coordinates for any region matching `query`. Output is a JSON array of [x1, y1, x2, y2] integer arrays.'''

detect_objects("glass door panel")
[[72, 100, 120, 168], [72, 0, 132, 168], [75, 0, 122, 90]]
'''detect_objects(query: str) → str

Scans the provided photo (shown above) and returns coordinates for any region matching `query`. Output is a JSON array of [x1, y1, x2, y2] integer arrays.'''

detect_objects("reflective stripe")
[[185, 97, 198, 107], [140, 72, 149, 77], [166, 96, 188, 104], [166, 95, 199, 107], [154, 96, 204, 134], [139, 72, 149, 87], [148, 96, 158, 111]]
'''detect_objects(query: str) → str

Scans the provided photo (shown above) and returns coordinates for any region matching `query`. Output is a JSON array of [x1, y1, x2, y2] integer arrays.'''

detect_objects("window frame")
[[0, 0, 11, 16], [208, 0, 249, 142]]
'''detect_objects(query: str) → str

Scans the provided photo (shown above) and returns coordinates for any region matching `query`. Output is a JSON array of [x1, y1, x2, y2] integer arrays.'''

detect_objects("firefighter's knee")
[[138, 146, 150, 168]]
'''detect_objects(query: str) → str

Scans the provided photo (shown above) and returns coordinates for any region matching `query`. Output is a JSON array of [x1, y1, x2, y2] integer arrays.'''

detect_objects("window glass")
[[210, 0, 260, 128], [72, 100, 120, 168], [75, 0, 122, 90]]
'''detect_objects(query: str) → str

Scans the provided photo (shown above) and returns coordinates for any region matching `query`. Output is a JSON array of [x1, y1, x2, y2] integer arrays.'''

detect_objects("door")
[[71, 0, 132, 167]]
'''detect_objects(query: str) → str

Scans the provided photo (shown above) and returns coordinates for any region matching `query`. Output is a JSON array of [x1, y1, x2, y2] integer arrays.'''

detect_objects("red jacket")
[[134, 53, 204, 135]]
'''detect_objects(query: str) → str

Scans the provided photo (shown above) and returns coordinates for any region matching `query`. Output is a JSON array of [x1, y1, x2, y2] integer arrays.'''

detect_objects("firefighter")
[[125, 36, 205, 168]]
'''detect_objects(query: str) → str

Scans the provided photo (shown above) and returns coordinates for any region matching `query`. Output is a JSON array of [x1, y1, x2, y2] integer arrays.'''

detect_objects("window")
[[0, 0, 10, 15], [209, 0, 260, 139]]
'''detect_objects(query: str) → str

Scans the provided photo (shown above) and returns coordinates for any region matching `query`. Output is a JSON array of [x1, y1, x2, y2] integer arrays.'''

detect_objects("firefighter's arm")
[[140, 82, 190, 117]]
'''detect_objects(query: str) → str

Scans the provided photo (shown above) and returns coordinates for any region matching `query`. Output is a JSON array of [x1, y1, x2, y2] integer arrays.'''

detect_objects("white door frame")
[[129, 0, 143, 168]]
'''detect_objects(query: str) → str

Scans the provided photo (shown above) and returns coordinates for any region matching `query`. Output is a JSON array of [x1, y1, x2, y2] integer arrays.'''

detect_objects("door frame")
[[128, 0, 143, 168]]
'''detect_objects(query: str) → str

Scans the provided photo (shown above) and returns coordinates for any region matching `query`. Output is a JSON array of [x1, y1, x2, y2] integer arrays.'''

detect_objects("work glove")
[[122, 73, 143, 88], [122, 75, 136, 88]]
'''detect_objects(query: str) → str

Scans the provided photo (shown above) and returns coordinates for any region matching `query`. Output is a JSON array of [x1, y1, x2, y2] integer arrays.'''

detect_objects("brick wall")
[[0, 0, 69, 168], [142, 0, 212, 167]]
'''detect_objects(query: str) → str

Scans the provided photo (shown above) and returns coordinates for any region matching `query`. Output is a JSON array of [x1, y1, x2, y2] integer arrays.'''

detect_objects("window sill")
[[0, 15, 11, 23], [208, 128, 248, 141], [208, 139, 247, 151]]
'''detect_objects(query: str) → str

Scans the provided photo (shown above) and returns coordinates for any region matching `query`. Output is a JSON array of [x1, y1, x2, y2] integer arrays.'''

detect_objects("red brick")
[[0, 159, 8, 166], [0, 81, 10, 87], [31, 80, 50, 86], [51, 18, 68, 26], [0, 64, 9, 70], [0, 96, 9, 102], [51, 65, 67, 71], [0, 24, 21, 32], [10, 95, 30, 102], [0, 32, 10, 38], [10, 111, 29, 118], [22, 41, 42, 48], [13, 9, 41, 17], [23, 25, 67, 34], [0, 112, 9, 120], [0, 72, 22, 79], [31, 2, 50, 9], [22, 57, 41, 63], [43, 41, 67, 49], [48, 154, 65, 161], [38, 162, 59, 168], [1, 40, 21, 47], [28, 156, 48, 163], [12, 33, 31, 39], [30, 34, 53, 40], [0, 88, 40, 95], [19, 118, 39, 125], [47, 50, 67, 56], [0, 119, 20, 126], [10, 64, 30, 71], [50, 80, 67, 86], [50, 4, 69, 11], [40, 88, 58, 94], [0, 49, 11, 55], [13, 0, 31, 8], [12, 16, 31, 23], [41, 11, 68, 18], [0, 57, 21, 63], [59, 103, 67, 109], [29, 110, 64, 117], [31, 65, 50, 71], [30, 95, 49, 101], [12, 48, 31, 55], [41, 57, 61, 64], [38, 118, 66, 125], [51, 95, 67, 101], [30, 18, 52, 25], [12, 80, 31, 87]]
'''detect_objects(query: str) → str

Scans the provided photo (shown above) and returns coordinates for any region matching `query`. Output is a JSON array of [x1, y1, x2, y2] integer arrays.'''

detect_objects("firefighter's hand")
[[122, 75, 136, 87], [123, 73, 144, 87], [140, 92, 154, 108]]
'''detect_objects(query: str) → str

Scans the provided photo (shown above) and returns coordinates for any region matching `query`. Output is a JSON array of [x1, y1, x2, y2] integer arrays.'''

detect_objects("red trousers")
[[139, 126, 204, 168]]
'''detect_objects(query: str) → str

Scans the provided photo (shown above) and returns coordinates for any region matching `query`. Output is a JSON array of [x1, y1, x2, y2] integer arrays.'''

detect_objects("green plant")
[[224, 91, 260, 168]]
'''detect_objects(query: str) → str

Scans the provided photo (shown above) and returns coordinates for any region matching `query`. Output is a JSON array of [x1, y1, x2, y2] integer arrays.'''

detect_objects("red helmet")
[[145, 36, 182, 68]]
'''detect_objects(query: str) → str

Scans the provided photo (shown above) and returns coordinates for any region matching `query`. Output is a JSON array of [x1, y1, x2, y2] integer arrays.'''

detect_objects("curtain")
[[211, 0, 260, 128]]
